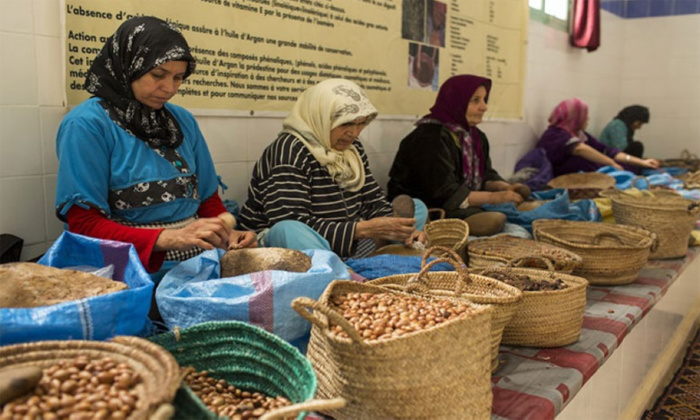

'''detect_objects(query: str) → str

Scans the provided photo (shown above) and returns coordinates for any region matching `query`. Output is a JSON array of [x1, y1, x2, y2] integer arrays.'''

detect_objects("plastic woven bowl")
[[150, 321, 317, 420]]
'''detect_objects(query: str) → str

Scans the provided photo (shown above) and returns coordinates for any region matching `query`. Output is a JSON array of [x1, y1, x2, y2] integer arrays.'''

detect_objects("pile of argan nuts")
[[181, 367, 292, 419], [485, 271, 567, 292], [329, 292, 474, 341], [1, 356, 140, 420]]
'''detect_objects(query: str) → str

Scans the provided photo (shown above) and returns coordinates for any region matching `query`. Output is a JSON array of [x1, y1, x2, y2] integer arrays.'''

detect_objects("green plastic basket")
[[150, 321, 317, 420]]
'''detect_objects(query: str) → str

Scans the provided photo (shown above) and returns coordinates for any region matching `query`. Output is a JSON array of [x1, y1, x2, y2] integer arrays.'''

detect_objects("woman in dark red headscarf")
[[388, 74, 529, 236]]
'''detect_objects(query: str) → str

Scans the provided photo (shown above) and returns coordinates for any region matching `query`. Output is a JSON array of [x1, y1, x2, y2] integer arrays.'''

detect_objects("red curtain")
[[570, 0, 601, 52]]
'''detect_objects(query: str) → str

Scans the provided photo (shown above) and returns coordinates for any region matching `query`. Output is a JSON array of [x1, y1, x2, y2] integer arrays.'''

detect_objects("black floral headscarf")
[[84, 16, 196, 148]]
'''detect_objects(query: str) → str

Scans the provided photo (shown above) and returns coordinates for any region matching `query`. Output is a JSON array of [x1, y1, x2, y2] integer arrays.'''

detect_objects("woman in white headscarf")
[[239, 79, 428, 258]]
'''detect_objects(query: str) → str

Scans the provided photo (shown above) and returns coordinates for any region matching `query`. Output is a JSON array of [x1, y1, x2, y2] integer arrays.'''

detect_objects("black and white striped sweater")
[[239, 132, 393, 257]]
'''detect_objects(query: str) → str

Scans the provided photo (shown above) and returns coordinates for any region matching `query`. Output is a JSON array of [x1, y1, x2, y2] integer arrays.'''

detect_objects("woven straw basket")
[[150, 321, 344, 420], [424, 218, 470, 261], [292, 280, 493, 419], [532, 219, 657, 285], [477, 258, 589, 347], [468, 235, 583, 273], [599, 188, 700, 259], [368, 246, 522, 372], [547, 172, 616, 200], [662, 149, 700, 172], [0, 336, 180, 419]]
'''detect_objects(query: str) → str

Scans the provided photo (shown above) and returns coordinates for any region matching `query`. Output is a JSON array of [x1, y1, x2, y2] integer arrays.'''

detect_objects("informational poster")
[[64, 0, 527, 118]]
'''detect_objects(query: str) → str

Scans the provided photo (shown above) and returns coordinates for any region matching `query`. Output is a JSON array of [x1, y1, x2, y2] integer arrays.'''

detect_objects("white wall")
[[1, 3, 698, 260]]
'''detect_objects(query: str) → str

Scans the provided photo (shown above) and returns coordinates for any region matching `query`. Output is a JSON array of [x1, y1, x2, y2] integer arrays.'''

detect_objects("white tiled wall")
[[1, 4, 699, 260]]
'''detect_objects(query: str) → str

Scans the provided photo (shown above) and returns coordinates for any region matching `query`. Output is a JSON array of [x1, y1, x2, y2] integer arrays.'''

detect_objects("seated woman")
[[536, 98, 659, 177], [238, 79, 428, 258], [387, 74, 529, 237], [55, 17, 256, 282], [599, 105, 650, 158]]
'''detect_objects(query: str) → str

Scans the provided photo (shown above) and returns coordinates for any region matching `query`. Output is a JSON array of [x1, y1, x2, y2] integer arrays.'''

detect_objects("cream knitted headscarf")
[[282, 79, 378, 192]]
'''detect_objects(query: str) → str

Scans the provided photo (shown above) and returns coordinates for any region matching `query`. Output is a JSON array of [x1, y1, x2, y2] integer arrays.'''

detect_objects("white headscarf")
[[282, 79, 378, 192]]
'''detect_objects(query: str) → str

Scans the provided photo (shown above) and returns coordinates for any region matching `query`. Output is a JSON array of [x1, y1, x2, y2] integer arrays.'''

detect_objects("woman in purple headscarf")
[[536, 98, 659, 176], [388, 74, 529, 236]]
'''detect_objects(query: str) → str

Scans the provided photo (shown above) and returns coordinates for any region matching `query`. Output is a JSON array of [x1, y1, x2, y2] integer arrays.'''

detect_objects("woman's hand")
[[227, 230, 258, 250], [492, 190, 525, 205], [507, 183, 531, 200], [155, 217, 232, 252], [355, 217, 417, 242], [640, 158, 660, 169], [404, 229, 429, 247]]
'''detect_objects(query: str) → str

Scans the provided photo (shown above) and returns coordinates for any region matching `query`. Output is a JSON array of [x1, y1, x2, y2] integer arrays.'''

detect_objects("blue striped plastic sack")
[[0, 232, 154, 345], [156, 248, 350, 346]]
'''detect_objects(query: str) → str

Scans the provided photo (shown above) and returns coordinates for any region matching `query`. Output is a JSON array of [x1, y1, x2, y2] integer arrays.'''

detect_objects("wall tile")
[[43, 174, 64, 241], [33, 0, 61, 37], [199, 116, 248, 164], [0, 0, 33, 34], [363, 118, 414, 154], [20, 242, 48, 261], [0, 106, 42, 177], [247, 117, 283, 161], [0, 176, 46, 244], [0, 33, 38, 105], [35, 35, 64, 106], [213, 162, 250, 207], [39, 106, 65, 175], [674, 0, 700, 14], [650, 0, 674, 16], [626, 0, 651, 18], [602, 1, 626, 17]]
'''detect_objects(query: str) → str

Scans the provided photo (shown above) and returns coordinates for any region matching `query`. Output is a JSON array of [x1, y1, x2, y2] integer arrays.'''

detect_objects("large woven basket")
[[477, 260, 589, 347], [547, 172, 616, 199], [425, 218, 469, 255], [532, 219, 657, 285], [293, 280, 493, 419], [467, 235, 583, 273], [0, 336, 181, 419], [599, 189, 700, 259], [662, 149, 700, 172], [368, 246, 522, 372], [150, 321, 343, 420]]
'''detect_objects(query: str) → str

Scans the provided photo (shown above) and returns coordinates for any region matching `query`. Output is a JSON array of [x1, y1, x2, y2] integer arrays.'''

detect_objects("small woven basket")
[[150, 321, 342, 420], [533, 219, 657, 285], [547, 172, 616, 199], [292, 280, 493, 419], [599, 188, 700, 259], [368, 246, 522, 372], [477, 258, 589, 347], [0, 336, 181, 419], [467, 235, 583, 273], [424, 217, 470, 261]]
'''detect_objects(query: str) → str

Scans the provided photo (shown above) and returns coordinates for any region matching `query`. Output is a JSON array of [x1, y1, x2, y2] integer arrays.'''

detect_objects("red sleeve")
[[197, 191, 228, 218], [65, 206, 166, 273]]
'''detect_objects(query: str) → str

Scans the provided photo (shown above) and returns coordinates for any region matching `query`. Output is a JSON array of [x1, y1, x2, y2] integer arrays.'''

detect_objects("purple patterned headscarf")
[[420, 74, 492, 190]]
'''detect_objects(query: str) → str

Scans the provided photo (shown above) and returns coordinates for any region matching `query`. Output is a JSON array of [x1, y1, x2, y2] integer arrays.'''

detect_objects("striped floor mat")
[[643, 326, 700, 419]]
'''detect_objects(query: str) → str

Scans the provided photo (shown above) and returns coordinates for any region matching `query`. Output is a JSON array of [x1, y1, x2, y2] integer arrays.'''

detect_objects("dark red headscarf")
[[425, 74, 492, 130], [423, 74, 492, 190]]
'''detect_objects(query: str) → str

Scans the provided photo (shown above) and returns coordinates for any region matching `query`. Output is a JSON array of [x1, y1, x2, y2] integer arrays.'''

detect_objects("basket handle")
[[427, 208, 446, 221], [648, 232, 659, 253], [630, 176, 650, 190], [291, 297, 364, 343], [506, 253, 557, 271], [688, 202, 700, 212], [415, 246, 470, 291], [592, 232, 624, 246], [259, 398, 347, 420], [681, 149, 698, 161]]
